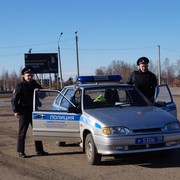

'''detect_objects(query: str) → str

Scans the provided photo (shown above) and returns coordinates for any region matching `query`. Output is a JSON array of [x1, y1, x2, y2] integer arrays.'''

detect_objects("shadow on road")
[[99, 149, 180, 168]]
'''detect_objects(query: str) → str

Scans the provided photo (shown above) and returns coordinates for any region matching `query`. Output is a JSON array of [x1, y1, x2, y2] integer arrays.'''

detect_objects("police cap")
[[137, 57, 149, 66], [21, 66, 34, 75]]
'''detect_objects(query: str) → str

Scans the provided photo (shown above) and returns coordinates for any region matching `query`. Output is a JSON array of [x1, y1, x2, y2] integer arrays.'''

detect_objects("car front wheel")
[[85, 133, 101, 165]]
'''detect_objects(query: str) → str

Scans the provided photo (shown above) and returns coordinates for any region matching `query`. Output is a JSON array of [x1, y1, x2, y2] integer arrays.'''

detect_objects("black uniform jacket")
[[11, 79, 42, 115], [127, 70, 157, 101]]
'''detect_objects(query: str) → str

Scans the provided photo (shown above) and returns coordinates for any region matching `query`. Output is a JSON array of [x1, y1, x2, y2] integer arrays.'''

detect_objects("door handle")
[[33, 114, 45, 119]]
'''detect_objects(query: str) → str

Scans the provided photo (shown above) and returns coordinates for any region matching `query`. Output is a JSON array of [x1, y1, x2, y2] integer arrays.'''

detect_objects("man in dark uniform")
[[11, 66, 48, 158], [127, 57, 158, 102]]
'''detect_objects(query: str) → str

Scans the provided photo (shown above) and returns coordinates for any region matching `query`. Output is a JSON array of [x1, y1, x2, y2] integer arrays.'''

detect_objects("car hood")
[[83, 106, 178, 130]]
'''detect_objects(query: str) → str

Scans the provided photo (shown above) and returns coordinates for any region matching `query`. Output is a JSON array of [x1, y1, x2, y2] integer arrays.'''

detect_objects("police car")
[[32, 75, 180, 165]]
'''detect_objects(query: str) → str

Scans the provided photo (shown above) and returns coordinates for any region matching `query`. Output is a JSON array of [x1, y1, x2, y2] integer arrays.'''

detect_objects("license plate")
[[135, 136, 164, 145]]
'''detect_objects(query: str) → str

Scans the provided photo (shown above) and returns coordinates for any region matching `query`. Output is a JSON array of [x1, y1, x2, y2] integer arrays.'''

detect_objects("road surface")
[[0, 96, 180, 180]]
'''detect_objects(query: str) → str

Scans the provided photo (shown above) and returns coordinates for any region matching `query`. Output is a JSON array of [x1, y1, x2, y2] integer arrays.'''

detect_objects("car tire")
[[85, 133, 101, 165]]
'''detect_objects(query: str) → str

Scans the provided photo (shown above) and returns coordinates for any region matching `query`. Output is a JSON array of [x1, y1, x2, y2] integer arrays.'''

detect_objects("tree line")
[[96, 58, 180, 86], [1, 58, 180, 91]]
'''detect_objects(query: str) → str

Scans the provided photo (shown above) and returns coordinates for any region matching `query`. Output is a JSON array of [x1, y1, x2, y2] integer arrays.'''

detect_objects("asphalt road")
[[0, 96, 180, 180]]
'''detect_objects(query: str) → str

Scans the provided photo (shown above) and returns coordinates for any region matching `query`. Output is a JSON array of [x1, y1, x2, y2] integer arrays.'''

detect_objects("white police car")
[[32, 75, 180, 165]]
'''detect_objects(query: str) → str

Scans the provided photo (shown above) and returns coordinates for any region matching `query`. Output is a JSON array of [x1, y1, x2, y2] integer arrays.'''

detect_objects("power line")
[[0, 41, 57, 49], [161, 46, 180, 56], [78, 46, 156, 51]]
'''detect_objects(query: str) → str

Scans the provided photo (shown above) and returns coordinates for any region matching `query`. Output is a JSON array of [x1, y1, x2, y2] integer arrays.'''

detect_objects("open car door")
[[32, 89, 81, 143], [154, 84, 177, 117]]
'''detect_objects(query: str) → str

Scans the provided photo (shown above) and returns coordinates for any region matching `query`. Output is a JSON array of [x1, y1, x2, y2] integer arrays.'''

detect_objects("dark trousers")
[[17, 114, 44, 153]]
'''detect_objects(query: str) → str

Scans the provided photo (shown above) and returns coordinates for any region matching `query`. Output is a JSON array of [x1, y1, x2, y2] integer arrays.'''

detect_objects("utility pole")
[[75, 31, 80, 77], [157, 45, 161, 85], [58, 32, 63, 89]]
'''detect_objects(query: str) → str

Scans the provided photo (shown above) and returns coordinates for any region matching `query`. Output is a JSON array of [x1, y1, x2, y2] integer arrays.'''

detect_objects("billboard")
[[24, 53, 58, 74]]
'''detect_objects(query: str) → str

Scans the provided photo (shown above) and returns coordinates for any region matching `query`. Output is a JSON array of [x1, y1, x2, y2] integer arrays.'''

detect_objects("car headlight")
[[102, 127, 131, 135], [163, 122, 180, 131]]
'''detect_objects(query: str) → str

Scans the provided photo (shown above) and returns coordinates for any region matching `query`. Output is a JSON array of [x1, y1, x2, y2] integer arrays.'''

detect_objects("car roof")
[[63, 83, 133, 90], [62, 75, 134, 90]]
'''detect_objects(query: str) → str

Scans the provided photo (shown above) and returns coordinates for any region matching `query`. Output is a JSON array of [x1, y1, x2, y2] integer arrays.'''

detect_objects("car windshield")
[[83, 86, 150, 110]]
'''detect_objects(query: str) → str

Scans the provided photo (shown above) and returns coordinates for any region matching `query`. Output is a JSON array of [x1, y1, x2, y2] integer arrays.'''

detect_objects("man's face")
[[139, 63, 148, 73], [23, 73, 34, 82]]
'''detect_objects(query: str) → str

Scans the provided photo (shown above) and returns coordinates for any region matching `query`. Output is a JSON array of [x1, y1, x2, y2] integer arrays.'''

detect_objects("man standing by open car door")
[[11, 66, 48, 158], [127, 56, 158, 102]]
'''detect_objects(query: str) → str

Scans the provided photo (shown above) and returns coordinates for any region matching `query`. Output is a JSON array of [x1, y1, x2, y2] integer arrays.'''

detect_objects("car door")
[[32, 89, 81, 143], [154, 84, 177, 117]]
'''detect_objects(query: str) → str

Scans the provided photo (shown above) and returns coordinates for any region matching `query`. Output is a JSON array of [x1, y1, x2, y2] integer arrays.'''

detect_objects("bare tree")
[[1, 70, 9, 91], [64, 77, 74, 86], [161, 58, 175, 86], [176, 59, 180, 81], [95, 66, 106, 75], [95, 60, 133, 83], [10, 71, 21, 90], [0, 67, 22, 91], [148, 60, 157, 76], [1, 57, 180, 91]]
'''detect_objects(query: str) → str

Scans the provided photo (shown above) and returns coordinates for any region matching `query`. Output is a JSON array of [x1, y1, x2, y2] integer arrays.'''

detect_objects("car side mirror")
[[154, 101, 167, 107], [67, 106, 81, 113]]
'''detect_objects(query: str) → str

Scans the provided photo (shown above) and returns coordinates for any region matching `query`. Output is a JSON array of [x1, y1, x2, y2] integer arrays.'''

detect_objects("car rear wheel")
[[85, 133, 101, 165]]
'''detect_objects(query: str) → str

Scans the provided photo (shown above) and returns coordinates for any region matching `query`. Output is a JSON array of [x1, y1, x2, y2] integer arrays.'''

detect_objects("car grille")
[[132, 128, 162, 133]]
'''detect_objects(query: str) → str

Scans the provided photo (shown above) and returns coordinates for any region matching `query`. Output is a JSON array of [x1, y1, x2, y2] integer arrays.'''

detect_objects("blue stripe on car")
[[80, 116, 101, 129], [95, 123, 101, 129], [33, 113, 80, 121]]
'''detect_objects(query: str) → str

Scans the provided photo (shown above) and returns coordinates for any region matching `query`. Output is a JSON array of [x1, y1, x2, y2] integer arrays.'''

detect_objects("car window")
[[84, 86, 149, 109], [54, 88, 67, 106], [55, 94, 63, 105], [127, 88, 149, 106], [35, 90, 60, 111], [60, 89, 75, 108], [70, 90, 82, 106], [155, 85, 172, 103]]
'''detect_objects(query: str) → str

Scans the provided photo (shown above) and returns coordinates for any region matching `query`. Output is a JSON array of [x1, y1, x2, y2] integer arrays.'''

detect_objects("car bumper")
[[93, 132, 180, 155]]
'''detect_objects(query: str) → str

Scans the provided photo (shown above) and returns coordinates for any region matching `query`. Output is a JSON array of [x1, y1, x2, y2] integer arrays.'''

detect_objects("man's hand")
[[14, 112, 20, 118]]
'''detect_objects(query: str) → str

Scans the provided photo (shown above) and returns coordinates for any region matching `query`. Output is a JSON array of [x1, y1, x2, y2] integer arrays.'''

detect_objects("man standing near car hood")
[[127, 57, 158, 102]]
